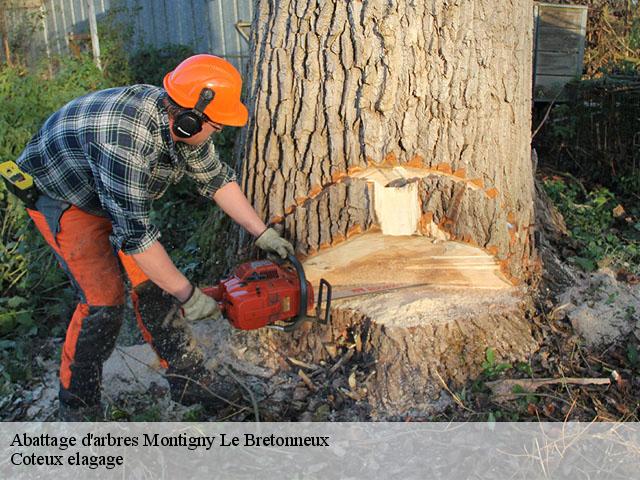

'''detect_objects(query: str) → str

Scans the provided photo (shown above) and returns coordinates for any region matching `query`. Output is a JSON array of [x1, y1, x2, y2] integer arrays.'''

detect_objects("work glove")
[[255, 227, 295, 259], [181, 286, 223, 322]]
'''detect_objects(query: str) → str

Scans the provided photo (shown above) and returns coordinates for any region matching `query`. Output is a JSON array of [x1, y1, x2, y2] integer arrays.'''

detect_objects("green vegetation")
[[480, 347, 512, 379], [543, 177, 640, 273]]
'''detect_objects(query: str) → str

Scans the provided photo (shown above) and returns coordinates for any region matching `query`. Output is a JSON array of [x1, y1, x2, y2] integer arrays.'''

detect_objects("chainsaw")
[[201, 255, 332, 332]]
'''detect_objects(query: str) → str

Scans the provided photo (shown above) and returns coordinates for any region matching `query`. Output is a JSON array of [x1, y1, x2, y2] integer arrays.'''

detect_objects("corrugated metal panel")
[[39, 0, 110, 57], [2, 0, 252, 71]]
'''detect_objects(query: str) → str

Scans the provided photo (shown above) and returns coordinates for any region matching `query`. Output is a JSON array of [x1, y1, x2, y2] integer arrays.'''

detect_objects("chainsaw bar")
[[325, 280, 490, 302], [328, 282, 434, 301]]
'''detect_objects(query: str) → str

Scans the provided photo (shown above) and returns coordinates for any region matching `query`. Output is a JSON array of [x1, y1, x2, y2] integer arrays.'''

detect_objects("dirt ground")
[[1, 264, 638, 422]]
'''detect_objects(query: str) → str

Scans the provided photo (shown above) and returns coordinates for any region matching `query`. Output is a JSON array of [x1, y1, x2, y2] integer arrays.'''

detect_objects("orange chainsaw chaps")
[[27, 205, 168, 385], [118, 251, 149, 288], [27, 206, 125, 306]]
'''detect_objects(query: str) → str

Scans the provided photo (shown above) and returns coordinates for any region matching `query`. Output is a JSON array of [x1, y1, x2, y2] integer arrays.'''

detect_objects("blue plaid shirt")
[[16, 85, 237, 254]]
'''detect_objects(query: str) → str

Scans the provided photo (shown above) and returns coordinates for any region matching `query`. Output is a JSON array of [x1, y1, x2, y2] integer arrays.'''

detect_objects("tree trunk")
[[227, 0, 540, 417]]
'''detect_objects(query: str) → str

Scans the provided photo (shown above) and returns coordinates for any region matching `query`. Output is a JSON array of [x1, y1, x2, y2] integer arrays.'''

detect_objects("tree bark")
[[226, 0, 540, 417]]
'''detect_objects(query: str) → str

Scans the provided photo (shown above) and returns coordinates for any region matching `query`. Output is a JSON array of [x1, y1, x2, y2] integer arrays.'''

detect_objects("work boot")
[[58, 402, 104, 422], [165, 364, 243, 411]]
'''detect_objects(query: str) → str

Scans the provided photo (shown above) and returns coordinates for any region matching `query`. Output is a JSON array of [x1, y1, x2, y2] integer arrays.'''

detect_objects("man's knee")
[[60, 305, 124, 388]]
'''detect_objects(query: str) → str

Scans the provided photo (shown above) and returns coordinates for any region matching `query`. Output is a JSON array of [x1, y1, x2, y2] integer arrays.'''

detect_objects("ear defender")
[[172, 88, 216, 138]]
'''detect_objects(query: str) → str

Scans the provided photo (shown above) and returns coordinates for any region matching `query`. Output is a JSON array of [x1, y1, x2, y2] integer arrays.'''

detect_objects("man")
[[10, 54, 293, 420]]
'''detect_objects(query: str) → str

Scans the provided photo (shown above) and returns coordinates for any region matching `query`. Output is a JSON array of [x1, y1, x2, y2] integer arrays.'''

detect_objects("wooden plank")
[[537, 5, 588, 30], [536, 51, 581, 76], [533, 4, 588, 102], [536, 27, 583, 53]]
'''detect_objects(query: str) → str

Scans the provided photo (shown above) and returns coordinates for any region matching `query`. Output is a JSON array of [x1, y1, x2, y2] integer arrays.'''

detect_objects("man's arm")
[[213, 181, 295, 258], [131, 241, 193, 302], [131, 181, 268, 301], [212, 181, 267, 236]]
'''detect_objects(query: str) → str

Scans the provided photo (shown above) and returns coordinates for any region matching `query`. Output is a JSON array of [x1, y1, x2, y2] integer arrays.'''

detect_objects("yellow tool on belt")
[[1, 160, 39, 208], [0, 160, 33, 190]]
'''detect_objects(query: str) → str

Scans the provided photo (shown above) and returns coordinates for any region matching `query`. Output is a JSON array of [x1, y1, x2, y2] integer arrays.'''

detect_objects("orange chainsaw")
[[201, 255, 331, 332]]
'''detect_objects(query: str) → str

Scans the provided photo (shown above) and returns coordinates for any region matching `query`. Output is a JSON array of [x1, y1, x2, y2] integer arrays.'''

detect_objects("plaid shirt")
[[17, 85, 237, 254]]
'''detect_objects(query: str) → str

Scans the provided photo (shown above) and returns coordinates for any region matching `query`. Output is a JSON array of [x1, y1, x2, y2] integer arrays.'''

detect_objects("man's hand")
[[181, 286, 223, 322], [255, 227, 295, 259]]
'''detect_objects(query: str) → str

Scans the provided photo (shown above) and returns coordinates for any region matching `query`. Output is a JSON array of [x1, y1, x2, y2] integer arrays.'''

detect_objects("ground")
[[1, 264, 638, 422]]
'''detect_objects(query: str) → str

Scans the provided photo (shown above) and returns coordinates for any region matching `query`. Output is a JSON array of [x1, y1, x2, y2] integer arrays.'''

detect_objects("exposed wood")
[[302, 233, 513, 297], [487, 376, 612, 402], [0, 2, 12, 66], [230, 289, 537, 417], [287, 357, 318, 371], [297, 369, 316, 391], [85, 0, 102, 71]]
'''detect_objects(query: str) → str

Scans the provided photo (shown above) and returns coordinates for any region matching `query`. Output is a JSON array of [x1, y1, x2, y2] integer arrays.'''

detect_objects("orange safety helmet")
[[163, 54, 249, 127]]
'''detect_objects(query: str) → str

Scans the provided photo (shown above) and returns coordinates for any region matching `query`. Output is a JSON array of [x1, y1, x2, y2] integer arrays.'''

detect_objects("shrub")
[[129, 44, 195, 86], [543, 177, 640, 273]]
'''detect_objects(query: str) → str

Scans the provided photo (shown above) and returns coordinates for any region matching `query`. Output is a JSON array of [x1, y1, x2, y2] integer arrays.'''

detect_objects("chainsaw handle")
[[275, 254, 309, 332], [269, 254, 332, 332]]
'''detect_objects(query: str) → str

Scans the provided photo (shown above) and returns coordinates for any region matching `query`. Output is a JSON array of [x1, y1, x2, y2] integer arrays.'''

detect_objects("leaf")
[[612, 205, 625, 218], [16, 311, 33, 327], [486, 347, 496, 366], [516, 362, 533, 376], [495, 363, 512, 374], [6, 296, 27, 308], [348, 371, 357, 391], [573, 257, 597, 272], [0, 316, 17, 336], [313, 404, 331, 422], [593, 195, 608, 207]]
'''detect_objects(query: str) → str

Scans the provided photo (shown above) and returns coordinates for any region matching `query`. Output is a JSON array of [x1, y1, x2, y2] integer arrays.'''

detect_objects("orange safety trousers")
[[26, 199, 174, 408]]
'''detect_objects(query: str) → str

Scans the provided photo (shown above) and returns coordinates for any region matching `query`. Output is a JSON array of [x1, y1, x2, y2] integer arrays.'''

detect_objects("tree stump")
[[228, 233, 537, 416]]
